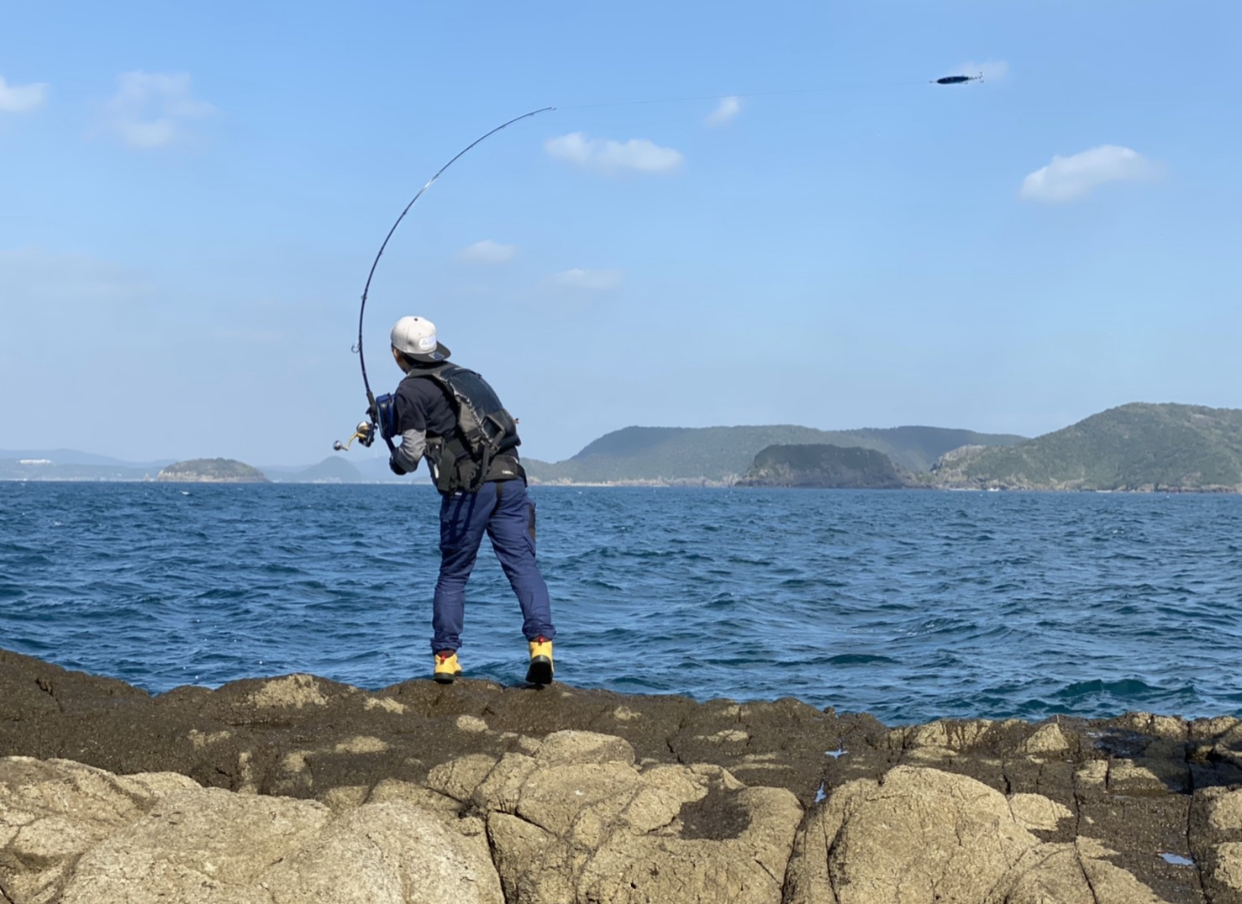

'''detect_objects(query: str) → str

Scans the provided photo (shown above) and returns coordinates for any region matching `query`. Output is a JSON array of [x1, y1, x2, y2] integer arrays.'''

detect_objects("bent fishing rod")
[[334, 106, 555, 455]]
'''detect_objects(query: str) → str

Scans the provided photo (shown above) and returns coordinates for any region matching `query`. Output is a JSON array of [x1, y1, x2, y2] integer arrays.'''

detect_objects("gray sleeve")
[[393, 428, 426, 473]]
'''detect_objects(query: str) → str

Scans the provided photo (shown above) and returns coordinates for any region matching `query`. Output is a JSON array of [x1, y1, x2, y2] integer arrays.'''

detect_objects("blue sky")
[[2, 1, 1239, 467]]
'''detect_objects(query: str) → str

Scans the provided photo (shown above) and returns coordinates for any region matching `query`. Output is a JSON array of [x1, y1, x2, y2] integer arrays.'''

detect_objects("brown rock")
[[788, 765, 1174, 904], [1, 757, 503, 904]]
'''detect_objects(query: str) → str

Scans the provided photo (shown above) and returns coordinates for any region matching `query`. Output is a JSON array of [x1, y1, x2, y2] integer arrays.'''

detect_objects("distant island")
[[0, 449, 421, 484], [156, 459, 269, 484]]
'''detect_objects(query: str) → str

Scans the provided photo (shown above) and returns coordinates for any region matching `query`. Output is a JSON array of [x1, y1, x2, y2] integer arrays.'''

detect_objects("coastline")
[[2, 648, 1240, 902], [4, 473, 1239, 492], [528, 479, 1242, 493]]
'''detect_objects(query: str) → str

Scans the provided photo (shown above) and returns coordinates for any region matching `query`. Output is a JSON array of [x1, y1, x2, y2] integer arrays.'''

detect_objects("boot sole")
[[526, 657, 553, 686]]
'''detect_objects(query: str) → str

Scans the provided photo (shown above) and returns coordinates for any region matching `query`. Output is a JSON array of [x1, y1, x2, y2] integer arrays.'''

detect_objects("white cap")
[[390, 316, 451, 362]]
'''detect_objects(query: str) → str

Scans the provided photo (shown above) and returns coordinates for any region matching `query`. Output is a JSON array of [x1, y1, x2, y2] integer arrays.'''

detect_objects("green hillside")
[[835, 426, 1029, 471], [525, 424, 1026, 485], [289, 457, 365, 483], [928, 403, 1242, 491]]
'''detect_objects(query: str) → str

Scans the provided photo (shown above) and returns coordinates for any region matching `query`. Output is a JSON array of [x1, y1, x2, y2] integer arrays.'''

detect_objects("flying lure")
[[334, 107, 554, 455], [934, 73, 983, 85]]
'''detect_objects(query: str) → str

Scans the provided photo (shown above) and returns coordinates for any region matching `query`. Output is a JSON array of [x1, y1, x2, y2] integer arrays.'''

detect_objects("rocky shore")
[[4, 649, 1242, 903]]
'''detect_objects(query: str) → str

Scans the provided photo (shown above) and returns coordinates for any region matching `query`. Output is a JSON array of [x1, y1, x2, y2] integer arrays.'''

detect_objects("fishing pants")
[[432, 478, 556, 653]]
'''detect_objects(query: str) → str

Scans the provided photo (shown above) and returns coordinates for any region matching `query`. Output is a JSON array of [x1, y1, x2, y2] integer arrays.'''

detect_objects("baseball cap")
[[390, 316, 451, 362]]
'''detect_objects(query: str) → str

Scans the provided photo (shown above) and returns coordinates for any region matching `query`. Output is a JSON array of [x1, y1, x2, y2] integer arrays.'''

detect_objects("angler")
[[334, 108, 556, 686], [384, 315, 555, 687]]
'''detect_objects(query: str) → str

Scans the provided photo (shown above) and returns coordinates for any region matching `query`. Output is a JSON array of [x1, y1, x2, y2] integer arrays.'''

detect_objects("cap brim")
[[408, 342, 451, 363]]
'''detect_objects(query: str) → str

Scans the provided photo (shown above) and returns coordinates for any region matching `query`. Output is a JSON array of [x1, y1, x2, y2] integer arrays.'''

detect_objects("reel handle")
[[333, 421, 376, 452]]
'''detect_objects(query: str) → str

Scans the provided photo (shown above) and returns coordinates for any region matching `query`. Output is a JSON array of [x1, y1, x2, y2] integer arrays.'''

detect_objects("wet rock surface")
[[4, 648, 1242, 902]]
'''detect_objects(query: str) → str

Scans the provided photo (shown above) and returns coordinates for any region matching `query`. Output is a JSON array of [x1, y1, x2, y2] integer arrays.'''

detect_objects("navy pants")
[[432, 479, 556, 653]]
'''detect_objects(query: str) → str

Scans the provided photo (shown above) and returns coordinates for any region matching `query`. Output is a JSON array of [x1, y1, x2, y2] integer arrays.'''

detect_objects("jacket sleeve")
[[390, 380, 429, 473], [392, 428, 426, 473]]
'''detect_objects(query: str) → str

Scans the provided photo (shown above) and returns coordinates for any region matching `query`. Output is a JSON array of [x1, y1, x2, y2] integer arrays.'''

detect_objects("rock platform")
[[3, 648, 1242, 903]]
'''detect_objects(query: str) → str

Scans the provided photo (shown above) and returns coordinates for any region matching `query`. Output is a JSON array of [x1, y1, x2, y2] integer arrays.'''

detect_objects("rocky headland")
[[737, 444, 914, 489], [3, 648, 1242, 903]]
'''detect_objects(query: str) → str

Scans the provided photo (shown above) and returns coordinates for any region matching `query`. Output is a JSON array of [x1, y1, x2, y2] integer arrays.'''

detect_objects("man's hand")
[[389, 456, 405, 476]]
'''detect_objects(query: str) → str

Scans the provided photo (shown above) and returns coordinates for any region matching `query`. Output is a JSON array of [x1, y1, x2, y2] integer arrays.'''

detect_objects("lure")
[[934, 74, 983, 85]]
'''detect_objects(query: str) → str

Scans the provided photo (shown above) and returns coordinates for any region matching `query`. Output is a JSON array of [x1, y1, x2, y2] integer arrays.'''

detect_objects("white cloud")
[[545, 132, 683, 176], [706, 96, 741, 126], [0, 76, 48, 113], [550, 268, 624, 291], [1019, 145, 1159, 203], [949, 60, 1009, 82], [456, 239, 517, 265], [100, 71, 214, 149]]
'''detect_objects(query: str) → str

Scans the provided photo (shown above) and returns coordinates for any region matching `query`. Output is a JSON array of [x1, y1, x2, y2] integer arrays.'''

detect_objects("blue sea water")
[[2, 482, 1241, 726]]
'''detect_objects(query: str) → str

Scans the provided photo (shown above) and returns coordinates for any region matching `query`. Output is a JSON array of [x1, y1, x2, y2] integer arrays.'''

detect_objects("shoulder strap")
[[401, 362, 457, 387]]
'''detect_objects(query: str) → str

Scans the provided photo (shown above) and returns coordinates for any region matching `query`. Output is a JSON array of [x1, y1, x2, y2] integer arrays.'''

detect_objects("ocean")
[[2, 482, 1240, 726]]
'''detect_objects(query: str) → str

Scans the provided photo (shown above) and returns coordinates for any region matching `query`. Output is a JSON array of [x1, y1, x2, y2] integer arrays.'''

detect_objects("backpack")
[[411, 364, 521, 492]]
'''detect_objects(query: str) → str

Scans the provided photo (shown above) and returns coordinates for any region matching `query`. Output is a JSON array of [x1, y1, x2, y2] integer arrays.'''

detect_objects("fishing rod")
[[334, 106, 555, 454]]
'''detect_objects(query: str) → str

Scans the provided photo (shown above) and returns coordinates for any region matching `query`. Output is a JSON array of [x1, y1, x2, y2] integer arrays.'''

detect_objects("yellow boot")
[[433, 650, 462, 684], [526, 636, 554, 686]]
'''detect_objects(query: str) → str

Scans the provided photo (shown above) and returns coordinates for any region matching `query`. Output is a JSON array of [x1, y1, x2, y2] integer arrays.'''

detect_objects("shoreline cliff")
[[1, 648, 1238, 903]]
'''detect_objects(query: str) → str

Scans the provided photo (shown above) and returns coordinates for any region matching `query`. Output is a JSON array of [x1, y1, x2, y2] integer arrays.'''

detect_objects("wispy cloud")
[[948, 60, 1009, 82], [0, 76, 48, 113], [1019, 145, 1159, 203], [706, 96, 741, 126], [0, 246, 154, 341], [550, 268, 624, 291], [210, 328, 290, 344], [456, 239, 517, 265], [545, 132, 683, 176], [99, 71, 214, 149], [0, 246, 150, 303]]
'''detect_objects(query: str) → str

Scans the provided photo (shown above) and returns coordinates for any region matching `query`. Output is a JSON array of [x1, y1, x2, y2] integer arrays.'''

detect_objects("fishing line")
[[555, 77, 944, 111]]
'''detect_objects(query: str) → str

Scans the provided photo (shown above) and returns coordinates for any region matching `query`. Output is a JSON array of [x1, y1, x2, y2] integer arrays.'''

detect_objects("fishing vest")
[[403, 364, 522, 493]]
